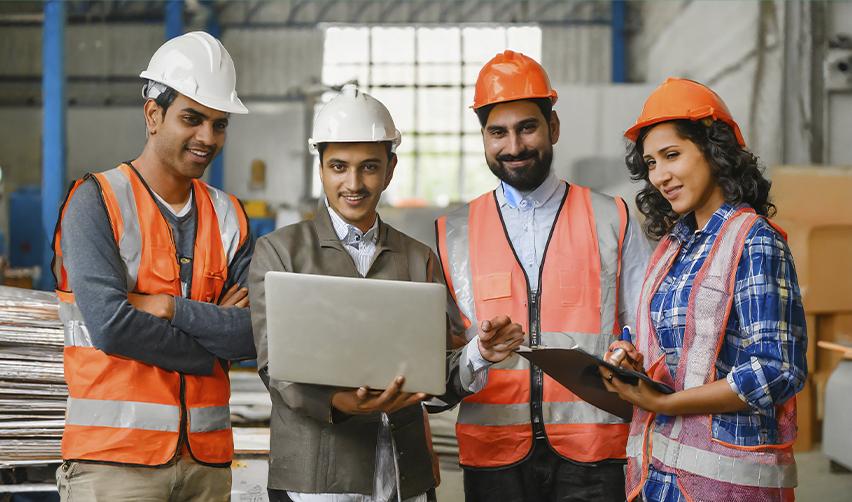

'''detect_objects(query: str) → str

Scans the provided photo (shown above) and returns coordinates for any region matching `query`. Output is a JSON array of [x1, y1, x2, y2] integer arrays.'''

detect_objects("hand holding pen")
[[604, 326, 644, 374]]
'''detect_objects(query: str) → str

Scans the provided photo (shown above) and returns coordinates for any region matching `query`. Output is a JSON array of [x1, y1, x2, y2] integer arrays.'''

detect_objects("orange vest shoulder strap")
[[52, 178, 87, 293]]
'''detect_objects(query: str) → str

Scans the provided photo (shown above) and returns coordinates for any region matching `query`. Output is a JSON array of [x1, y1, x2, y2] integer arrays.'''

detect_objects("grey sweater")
[[59, 176, 255, 375]]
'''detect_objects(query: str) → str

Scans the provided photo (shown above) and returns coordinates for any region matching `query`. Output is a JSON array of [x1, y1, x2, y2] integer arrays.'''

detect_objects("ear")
[[143, 99, 163, 135], [549, 110, 560, 145], [383, 154, 397, 190]]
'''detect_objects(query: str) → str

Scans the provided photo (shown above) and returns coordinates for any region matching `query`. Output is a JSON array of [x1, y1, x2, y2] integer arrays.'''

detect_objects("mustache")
[[496, 150, 537, 162], [340, 190, 371, 198]]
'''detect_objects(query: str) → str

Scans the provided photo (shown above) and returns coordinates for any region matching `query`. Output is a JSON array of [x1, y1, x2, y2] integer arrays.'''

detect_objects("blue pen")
[[609, 326, 633, 366]]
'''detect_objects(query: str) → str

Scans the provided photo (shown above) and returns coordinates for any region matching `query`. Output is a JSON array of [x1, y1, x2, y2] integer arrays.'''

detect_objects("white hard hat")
[[140, 31, 248, 114], [308, 84, 401, 154]]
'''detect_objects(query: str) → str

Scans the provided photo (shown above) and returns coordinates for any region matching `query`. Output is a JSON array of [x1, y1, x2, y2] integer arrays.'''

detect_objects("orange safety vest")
[[436, 183, 629, 468], [52, 163, 249, 466], [626, 208, 797, 501]]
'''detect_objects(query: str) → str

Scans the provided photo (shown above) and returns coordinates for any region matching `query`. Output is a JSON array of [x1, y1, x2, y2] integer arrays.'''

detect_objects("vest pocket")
[[149, 248, 179, 283], [476, 272, 512, 301], [558, 270, 585, 306]]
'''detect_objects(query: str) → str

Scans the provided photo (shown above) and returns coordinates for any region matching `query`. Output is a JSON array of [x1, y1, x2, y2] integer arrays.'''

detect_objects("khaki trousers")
[[56, 456, 231, 502]]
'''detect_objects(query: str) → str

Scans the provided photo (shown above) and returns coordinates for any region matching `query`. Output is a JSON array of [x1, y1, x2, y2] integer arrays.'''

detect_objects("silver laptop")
[[264, 271, 447, 396]]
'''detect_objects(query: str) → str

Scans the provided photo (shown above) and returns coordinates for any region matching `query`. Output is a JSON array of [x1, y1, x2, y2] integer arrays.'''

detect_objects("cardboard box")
[[771, 166, 852, 451]]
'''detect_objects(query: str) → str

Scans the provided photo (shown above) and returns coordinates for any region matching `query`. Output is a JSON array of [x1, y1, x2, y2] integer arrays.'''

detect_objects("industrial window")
[[320, 25, 542, 206]]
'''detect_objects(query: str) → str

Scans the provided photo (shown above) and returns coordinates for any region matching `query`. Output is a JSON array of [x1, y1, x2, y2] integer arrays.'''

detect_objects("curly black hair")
[[625, 119, 775, 239]]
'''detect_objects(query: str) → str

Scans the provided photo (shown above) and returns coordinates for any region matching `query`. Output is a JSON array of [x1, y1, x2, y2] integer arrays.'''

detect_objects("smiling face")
[[319, 142, 396, 232], [482, 100, 559, 191], [642, 121, 725, 228], [145, 93, 229, 180]]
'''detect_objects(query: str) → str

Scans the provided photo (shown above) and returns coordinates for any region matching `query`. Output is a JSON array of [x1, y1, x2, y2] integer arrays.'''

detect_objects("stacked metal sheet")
[[0, 286, 66, 464]]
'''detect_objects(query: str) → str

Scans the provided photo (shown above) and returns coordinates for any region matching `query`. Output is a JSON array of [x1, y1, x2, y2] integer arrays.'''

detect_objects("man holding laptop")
[[248, 84, 525, 502]]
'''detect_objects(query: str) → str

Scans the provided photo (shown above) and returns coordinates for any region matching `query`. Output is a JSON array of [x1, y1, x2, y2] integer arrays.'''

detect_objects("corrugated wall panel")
[[223, 28, 323, 98], [542, 25, 611, 84]]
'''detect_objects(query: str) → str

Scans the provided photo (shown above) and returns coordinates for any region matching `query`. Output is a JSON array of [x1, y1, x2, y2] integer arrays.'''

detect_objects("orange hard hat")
[[472, 50, 558, 110], [624, 77, 746, 147]]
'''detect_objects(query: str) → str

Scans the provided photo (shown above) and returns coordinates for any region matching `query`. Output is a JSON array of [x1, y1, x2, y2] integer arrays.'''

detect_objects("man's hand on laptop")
[[478, 315, 526, 363], [331, 376, 427, 415]]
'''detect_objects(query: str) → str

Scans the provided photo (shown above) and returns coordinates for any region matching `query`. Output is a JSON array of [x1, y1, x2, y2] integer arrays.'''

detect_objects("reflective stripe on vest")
[[438, 184, 628, 467], [649, 430, 797, 489], [66, 397, 180, 432], [626, 209, 798, 499], [459, 400, 626, 426], [55, 164, 246, 466], [188, 405, 231, 433]]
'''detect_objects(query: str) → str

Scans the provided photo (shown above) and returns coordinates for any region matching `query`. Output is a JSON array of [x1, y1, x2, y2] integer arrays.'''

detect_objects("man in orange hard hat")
[[435, 50, 651, 501]]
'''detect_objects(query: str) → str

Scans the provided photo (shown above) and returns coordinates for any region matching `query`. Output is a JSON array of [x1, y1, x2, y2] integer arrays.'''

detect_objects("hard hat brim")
[[471, 91, 558, 110], [139, 72, 249, 114]]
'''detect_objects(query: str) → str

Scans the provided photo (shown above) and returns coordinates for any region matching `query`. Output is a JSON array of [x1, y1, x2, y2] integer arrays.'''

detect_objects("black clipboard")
[[517, 347, 674, 421]]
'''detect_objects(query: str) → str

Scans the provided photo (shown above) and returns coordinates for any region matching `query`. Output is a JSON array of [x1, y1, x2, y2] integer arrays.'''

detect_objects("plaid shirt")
[[643, 203, 807, 502]]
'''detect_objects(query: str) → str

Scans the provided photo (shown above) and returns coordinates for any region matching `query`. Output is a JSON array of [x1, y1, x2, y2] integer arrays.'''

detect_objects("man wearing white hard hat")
[[248, 84, 521, 502], [52, 31, 254, 501]]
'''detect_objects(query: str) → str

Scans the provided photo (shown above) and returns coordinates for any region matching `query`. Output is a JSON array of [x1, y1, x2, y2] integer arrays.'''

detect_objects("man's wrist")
[[470, 337, 496, 367]]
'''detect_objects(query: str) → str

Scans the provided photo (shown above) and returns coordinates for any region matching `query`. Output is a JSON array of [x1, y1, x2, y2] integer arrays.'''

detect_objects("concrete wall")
[[629, 0, 850, 169], [637, 1, 785, 167]]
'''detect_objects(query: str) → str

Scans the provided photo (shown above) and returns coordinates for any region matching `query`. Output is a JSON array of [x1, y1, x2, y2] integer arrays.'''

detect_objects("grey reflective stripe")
[[458, 402, 529, 426], [459, 400, 624, 426], [443, 205, 478, 330], [58, 301, 85, 323], [539, 331, 614, 355], [626, 433, 644, 458], [636, 241, 679, 358], [650, 431, 797, 488], [188, 405, 231, 433], [100, 167, 142, 291], [682, 212, 753, 390], [543, 400, 625, 424], [627, 433, 645, 472], [588, 190, 623, 338], [205, 185, 243, 265], [64, 320, 94, 348], [65, 397, 180, 432], [669, 415, 684, 438], [60, 302, 93, 348]]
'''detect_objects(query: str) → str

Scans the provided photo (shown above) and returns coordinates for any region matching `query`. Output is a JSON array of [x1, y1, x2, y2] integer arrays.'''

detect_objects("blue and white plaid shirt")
[[643, 202, 807, 502]]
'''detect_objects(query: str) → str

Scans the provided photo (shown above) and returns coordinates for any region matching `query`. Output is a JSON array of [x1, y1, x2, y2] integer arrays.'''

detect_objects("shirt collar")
[[324, 198, 378, 248], [669, 202, 749, 242], [152, 187, 193, 218], [496, 170, 561, 210]]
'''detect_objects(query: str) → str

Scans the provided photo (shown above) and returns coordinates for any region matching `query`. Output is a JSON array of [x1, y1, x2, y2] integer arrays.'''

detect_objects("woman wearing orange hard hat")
[[600, 78, 807, 502]]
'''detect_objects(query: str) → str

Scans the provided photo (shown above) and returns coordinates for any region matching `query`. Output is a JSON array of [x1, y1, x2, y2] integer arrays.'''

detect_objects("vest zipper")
[[529, 292, 546, 439], [490, 185, 569, 446]]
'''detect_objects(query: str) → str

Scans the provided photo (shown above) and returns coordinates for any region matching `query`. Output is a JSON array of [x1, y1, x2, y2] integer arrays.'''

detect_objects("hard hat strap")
[[142, 80, 177, 110]]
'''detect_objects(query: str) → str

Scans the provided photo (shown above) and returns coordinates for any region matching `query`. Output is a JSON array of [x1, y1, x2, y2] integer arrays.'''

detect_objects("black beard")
[[487, 148, 553, 192]]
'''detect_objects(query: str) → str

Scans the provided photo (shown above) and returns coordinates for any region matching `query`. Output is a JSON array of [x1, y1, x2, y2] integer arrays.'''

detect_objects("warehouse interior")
[[1, 0, 851, 500]]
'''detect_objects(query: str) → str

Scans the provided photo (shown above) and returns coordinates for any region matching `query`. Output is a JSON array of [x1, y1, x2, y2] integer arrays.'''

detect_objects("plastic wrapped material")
[[0, 286, 66, 465]]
